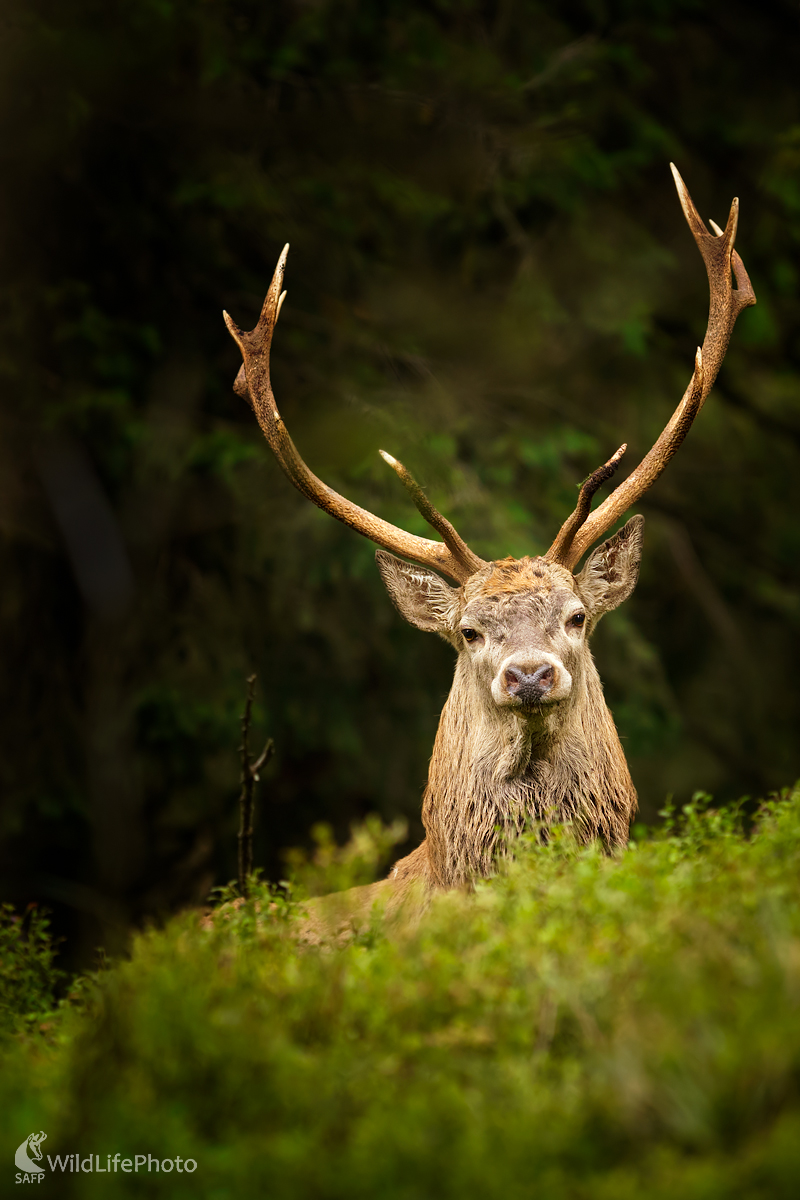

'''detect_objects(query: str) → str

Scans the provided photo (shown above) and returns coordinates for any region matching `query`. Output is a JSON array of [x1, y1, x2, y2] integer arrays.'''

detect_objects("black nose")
[[504, 664, 555, 705]]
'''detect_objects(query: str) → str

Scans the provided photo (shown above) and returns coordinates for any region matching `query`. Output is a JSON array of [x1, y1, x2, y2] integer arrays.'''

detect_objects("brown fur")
[[470, 556, 556, 597], [419, 644, 634, 889], [304, 519, 645, 938], [376, 518, 644, 906]]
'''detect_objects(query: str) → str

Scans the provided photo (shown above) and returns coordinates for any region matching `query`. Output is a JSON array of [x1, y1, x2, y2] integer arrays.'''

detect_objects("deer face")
[[459, 562, 586, 713], [376, 516, 644, 722]]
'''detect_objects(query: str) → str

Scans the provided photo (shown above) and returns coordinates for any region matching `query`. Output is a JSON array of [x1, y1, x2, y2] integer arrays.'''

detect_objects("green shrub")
[[4, 788, 800, 1198], [0, 903, 63, 1036]]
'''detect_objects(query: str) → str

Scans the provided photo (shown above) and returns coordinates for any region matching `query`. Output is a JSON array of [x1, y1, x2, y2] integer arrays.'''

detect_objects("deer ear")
[[575, 515, 644, 620], [375, 550, 460, 635]]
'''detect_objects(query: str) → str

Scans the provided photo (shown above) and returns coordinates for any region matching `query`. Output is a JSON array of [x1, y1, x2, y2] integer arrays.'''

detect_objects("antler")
[[545, 164, 756, 570], [223, 247, 486, 585]]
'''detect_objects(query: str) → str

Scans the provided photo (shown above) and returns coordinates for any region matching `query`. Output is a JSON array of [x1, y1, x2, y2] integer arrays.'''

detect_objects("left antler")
[[545, 164, 756, 570], [224, 247, 486, 585]]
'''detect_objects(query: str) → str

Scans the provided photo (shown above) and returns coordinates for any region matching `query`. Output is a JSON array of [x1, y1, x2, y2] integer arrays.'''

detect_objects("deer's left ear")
[[375, 550, 460, 637], [575, 515, 644, 620]]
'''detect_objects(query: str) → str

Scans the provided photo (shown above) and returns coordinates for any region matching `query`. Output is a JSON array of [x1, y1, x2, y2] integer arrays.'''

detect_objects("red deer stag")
[[224, 166, 755, 909]]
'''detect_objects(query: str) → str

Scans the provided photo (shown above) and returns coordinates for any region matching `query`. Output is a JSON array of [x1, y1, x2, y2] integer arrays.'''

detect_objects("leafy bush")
[[0, 903, 63, 1035], [282, 813, 409, 897], [4, 787, 800, 1197]]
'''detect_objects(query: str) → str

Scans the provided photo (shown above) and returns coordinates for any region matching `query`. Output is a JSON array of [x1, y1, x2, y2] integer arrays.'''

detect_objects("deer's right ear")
[[574, 514, 645, 621], [375, 551, 460, 636]]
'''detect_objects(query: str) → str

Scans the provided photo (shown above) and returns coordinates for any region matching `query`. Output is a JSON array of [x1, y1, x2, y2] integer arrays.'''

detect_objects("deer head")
[[224, 166, 755, 890]]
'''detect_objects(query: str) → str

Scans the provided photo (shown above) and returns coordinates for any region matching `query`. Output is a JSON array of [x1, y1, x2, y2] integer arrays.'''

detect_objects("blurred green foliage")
[[4, 788, 800, 1196], [0, 0, 799, 961], [0, 903, 63, 1035], [283, 814, 408, 897]]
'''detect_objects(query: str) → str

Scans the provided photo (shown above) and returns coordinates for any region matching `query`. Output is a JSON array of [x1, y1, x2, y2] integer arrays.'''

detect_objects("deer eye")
[[461, 628, 481, 644], [567, 611, 586, 630]]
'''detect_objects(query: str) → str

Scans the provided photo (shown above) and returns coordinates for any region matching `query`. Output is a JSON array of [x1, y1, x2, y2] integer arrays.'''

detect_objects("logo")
[[13, 1131, 198, 1183], [15, 1133, 47, 1177]]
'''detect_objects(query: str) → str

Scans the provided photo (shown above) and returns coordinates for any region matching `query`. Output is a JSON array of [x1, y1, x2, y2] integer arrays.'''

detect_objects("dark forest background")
[[1, 0, 798, 968]]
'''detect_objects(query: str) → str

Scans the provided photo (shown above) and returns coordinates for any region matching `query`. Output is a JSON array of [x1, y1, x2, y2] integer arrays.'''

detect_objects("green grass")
[[4, 789, 800, 1198]]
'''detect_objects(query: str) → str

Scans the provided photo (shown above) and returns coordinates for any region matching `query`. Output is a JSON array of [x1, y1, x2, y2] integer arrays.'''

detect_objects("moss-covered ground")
[[4, 790, 800, 1198]]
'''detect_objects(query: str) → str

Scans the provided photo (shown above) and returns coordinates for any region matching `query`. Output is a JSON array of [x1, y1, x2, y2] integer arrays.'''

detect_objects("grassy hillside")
[[4, 788, 800, 1198]]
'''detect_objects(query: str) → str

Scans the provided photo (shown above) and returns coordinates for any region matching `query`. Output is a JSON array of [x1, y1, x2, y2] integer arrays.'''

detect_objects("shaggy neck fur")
[[421, 648, 636, 889]]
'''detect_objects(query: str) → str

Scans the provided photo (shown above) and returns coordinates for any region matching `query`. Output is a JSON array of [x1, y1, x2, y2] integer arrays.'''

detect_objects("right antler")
[[227, 167, 755, 585], [545, 164, 756, 570], [224, 247, 486, 585]]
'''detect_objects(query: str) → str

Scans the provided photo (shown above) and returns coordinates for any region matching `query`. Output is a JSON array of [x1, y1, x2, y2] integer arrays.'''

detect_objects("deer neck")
[[421, 652, 637, 889]]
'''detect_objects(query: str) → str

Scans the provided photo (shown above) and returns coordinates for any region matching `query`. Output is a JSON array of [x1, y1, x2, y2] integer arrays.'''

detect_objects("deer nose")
[[504, 663, 556, 705]]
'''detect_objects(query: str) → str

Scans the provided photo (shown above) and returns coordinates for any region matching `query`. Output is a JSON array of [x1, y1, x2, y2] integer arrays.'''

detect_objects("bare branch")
[[237, 674, 274, 898]]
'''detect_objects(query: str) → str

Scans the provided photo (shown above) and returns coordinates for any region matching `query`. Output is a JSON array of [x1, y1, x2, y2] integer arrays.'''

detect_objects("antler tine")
[[546, 166, 756, 570], [544, 444, 627, 566], [228, 243, 289, 408], [378, 451, 486, 577], [224, 248, 486, 585]]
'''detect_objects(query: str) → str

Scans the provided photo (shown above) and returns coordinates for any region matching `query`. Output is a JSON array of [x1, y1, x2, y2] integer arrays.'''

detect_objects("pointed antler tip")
[[713, 197, 741, 249], [380, 449, 411, 482], [381, 450, 411, 481]]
